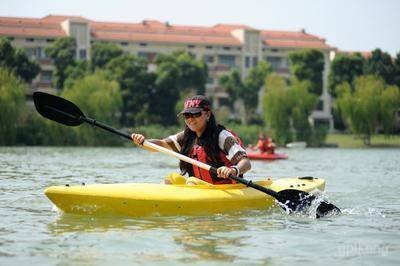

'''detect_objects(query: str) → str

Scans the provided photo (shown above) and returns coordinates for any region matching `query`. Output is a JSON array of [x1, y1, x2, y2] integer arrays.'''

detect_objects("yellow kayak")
[[45, 176, 325, 217]]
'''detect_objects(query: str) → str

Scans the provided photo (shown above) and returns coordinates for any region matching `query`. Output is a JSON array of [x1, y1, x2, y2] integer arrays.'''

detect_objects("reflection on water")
[[48, 211, 268, 262]]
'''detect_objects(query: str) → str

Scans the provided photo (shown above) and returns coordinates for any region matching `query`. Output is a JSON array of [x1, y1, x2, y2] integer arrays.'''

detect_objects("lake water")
[[0, 146, 399, 265]]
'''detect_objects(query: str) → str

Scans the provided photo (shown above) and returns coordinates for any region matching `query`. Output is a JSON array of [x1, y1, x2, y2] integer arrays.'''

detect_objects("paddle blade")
[[276, 189, 315, 213], [316, 201, 341, 218], [33, 92, 84, 126]]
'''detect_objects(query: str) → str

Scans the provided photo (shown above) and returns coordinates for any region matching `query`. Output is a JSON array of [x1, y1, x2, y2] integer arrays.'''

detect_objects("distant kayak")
[[246, 151, 288, 160]]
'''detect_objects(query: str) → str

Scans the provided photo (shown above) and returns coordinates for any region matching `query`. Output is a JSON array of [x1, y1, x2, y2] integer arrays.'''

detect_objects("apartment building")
[[0, 15, 336, 128]]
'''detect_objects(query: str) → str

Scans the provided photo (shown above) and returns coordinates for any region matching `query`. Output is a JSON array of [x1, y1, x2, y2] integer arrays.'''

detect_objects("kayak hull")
[[45, 177, 325, 217], [247, 152, 288, 160]]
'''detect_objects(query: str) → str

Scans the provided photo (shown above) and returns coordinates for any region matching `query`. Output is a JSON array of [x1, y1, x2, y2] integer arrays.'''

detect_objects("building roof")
[[0, 15, 334, 49]]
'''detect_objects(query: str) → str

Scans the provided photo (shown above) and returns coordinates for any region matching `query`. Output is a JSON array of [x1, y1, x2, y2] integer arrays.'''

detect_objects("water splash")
[[276, 189, 341, 219]]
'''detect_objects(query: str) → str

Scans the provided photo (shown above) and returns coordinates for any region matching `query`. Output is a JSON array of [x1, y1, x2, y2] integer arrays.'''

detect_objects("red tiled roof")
[[93, 31, 241, 46], [0, 26, 65, 38], [337, 50, 372, 59], [0, 15, 333, 49], [261, 29, 333, 49], [265, 39, 332, 49], [42, 15, 89, 23], [213, 24, 255, 31], [91, 20, 240, 45], [0, 16, 66, 38]]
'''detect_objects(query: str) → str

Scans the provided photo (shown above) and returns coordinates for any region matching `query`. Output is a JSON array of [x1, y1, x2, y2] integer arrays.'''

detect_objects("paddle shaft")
[[78, 115, 280, 198]]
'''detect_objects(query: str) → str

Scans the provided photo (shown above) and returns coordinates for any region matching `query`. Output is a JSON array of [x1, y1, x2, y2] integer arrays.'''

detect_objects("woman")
[[256, 134, 275, 154], [131, 95, 251, 185]]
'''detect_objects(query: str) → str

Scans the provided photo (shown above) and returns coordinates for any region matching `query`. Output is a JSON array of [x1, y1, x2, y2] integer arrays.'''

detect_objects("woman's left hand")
[[217, 166, 237, 179]]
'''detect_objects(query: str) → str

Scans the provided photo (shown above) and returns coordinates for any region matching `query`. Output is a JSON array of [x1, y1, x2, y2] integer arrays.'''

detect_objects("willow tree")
[[61, 71, 122, 146], [0, 68, 26, 145], [262, 74, 292, 144], [380, 85, 400, 135], [336, 75, 400, 145], [289, 79, 318, 142]]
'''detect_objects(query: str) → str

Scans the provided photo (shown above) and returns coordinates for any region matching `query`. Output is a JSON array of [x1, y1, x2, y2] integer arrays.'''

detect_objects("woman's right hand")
[[131, 133, 145, 145]]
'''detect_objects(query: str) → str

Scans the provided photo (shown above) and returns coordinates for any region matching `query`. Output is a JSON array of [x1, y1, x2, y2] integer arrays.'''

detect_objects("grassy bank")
[[326, 134, 400, 148]]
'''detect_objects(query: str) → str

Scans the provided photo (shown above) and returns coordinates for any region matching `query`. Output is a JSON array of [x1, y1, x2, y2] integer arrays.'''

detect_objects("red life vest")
[[189, 129, 244, 185]]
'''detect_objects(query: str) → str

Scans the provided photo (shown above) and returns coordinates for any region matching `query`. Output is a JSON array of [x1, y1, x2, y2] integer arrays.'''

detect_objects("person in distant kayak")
[[131, 95, 251, 185], [256, 134, 275, 154]]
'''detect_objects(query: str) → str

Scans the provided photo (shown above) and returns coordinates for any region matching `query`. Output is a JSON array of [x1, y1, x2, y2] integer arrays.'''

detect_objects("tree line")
[[1, 36, 399, 146]]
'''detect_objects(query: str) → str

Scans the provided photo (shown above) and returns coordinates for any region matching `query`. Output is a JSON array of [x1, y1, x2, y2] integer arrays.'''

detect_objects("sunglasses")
[[183, 112, 202, 119]]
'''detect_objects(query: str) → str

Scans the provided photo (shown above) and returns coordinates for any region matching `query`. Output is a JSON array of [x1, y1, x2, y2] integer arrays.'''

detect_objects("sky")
[[1, 0, 399, 56]]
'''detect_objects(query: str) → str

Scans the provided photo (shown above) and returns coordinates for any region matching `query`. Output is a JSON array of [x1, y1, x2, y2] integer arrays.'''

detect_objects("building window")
[[253, 56, 258, 67], [314, 118, 329, 127], [203, 55, 214, 64], [218, 97, 231, 107], [46, 39, 54, 43], [140, 43, 148, 47], [138, 51, 157, 62], [271, 48, 279, 52], [25, 47, 36, 58], [237, 47, 242, 51], [41, 71, 53, 82], [79, 49, 87, 59], [218, 55, 236, 68], [188, 44, 195, 48], [265, 56, 282, 69], [223, 46, 231, 50], [37, 47, 47, 59], [317, 100, 324, 111], [207, 77, 214, 84], [121, 42, 128, 46], [245, 56, 250, 68], [26, 38, 34, 42], [206, 45, 213, 49]]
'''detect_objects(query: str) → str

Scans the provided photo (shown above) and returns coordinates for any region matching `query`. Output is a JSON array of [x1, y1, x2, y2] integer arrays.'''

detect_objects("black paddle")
[[33, 91, 341, 218]]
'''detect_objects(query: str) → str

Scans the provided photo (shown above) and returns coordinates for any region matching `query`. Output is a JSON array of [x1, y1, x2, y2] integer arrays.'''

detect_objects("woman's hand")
[[217, 166, 237, 179], [131, 133, 145, 145]]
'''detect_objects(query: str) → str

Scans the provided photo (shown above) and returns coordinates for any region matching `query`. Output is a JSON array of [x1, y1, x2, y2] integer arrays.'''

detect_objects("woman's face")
[[183, 110, 210, 136]]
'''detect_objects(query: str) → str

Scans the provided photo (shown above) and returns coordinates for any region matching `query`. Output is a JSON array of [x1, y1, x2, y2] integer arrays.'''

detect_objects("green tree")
[[328, 53, 365, 97], [45, 37, 76, 89], [0, 37, 40, 83], [91, 42, 124, 70], [151, 57, 180, 125], [394, 52, 400, 87], [364, 48, 396, 85], [64, 60, 91, 88], [262, 74, 292, 144], [220, 60, 272, 124], [0, 68, 26, 145], [243, 60, 273, 122], [289, 79, 318, 142], [175, 51, 208, 94], [61, 71, 122, 146], [380, 85, 400, 135], [336, 75, 386, 145], [219, 69, 244, 105], [150, 51, 208, 125], [106, 54, 155, 126], [328, 53, 365, 130], [289, 49, 325, 95]]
